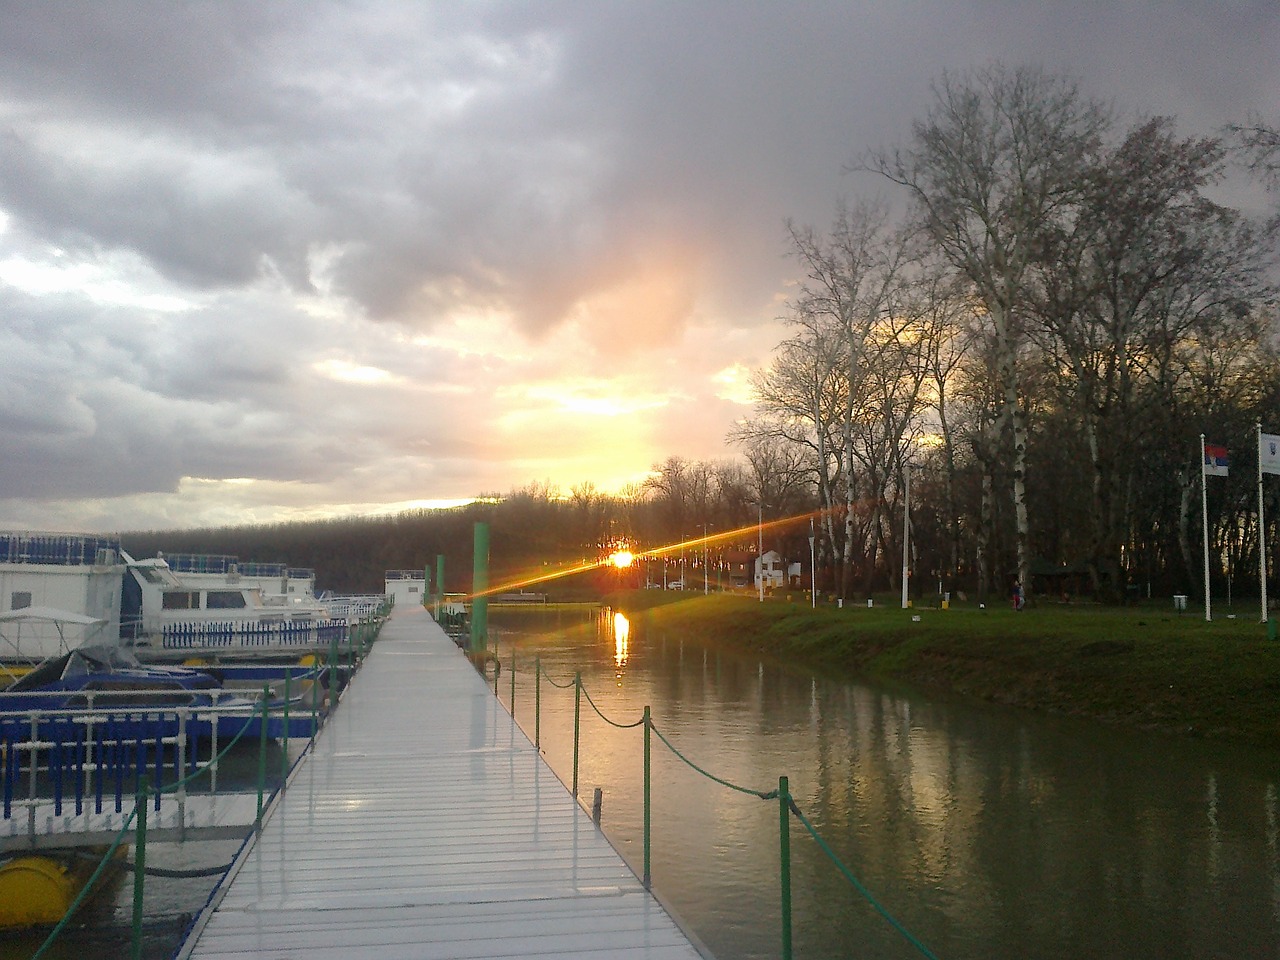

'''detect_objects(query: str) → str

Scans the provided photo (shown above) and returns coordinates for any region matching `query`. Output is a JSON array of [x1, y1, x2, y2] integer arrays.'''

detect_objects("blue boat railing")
[[3, 613, 387, 841], [159, 618, 349, 650], [0, 677, 324, 842], [0, 532, 121, 566]]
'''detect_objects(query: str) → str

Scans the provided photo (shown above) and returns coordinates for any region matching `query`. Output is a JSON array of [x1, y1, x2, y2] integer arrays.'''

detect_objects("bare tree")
[[784, 201, 917, 597], [1030, 117, 1272, 599], [869, 63, 1109, 593], [740, 320, 847, 568], [915, 269, 977, 590], [1229, 115, 1280, 191]]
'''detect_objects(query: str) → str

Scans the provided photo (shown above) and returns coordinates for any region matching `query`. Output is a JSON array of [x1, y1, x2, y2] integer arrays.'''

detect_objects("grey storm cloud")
[[1, 0, 1277, 529], [4, 1, 1275, 328]]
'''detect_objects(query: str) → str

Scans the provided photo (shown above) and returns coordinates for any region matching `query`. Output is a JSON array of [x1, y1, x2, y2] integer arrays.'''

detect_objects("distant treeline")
[[119, 476, 781, 598], [123, 505, 496, 596]]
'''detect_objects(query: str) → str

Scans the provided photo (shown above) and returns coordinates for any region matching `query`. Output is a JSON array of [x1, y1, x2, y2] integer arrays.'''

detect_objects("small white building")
[[754, 550, 786, 591], [384, 570, 427, 608], [0, 532, 125, 660]]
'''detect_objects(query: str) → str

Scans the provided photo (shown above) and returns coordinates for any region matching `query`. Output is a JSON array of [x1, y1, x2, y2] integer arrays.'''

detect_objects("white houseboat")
[[122, 552, 348, 653], [0, 533, 124, 669]]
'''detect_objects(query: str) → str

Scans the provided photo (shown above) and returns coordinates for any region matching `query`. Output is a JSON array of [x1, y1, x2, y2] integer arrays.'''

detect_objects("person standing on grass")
[[1012, 579, 1025, 611]]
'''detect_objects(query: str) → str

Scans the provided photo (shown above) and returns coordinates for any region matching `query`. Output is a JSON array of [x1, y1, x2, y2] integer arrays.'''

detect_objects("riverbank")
[[609, 592, 1280, 748]]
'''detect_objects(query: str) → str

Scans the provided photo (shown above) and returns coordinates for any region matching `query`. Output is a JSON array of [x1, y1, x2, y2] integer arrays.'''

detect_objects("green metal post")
[[470, 522, 490, 656], [534, 656, 541, 750], [572, 671, 581, 798], [130, 775, 149, 960], [328, 633, 338, 712], [779, 775, 793, 960], [310, 662, 318, 741], [257, 684, 269, 831], [435, 554, 445, 620], [281, 670, 291, 787], [1269, 617, 1277, 642], [643, 705, 651, 890]]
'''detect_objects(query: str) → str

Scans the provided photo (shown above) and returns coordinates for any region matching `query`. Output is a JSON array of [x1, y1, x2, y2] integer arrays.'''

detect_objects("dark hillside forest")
[[124, 507, 490, 595], [119, 473, 792, 598]]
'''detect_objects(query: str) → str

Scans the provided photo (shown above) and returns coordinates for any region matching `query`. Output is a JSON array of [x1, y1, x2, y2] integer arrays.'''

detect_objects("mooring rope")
[[72, 849, 235, 878], [579, 685, 646, 729], [650, 723, 778, 800], [539, 665, 578, 689]]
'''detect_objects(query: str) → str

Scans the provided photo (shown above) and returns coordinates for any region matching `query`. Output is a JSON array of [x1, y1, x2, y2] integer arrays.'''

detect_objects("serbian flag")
[[1261, 431, 1280, 476], [1203, 443, 1229, 477]]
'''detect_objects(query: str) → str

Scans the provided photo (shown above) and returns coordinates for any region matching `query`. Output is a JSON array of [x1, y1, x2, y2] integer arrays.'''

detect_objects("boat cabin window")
[[162, 590, 200, 610], [10, 591, 32, 610], [206, 590, 248, 609]]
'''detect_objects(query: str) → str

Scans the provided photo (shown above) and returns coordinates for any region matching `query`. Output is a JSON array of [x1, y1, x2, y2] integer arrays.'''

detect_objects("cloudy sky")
[[2, 1, 1277, 533]]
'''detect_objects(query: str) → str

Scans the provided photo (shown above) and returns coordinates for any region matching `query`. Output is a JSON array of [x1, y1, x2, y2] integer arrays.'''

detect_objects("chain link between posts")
[[520, 655, 941, 959]]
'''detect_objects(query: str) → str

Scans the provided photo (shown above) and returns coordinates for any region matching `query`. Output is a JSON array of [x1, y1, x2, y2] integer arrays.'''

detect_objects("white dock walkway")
[[181, 607, 708, 960]]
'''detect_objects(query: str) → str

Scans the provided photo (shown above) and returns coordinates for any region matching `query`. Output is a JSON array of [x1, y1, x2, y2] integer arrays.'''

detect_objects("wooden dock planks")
[[181, 607, 708, 959]]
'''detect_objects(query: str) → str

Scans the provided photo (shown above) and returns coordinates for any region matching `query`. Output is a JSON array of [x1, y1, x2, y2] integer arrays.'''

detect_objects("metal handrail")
[[0, 667, 330, 833]]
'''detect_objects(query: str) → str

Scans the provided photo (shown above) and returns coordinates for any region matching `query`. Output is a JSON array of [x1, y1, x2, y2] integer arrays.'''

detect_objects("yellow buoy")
[[0, 850, 122, 928], [0, 856, 78, 928]]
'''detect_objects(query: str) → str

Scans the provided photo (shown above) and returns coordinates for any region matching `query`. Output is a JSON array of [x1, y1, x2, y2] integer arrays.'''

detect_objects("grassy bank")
[[607, 591, 1280, 748]]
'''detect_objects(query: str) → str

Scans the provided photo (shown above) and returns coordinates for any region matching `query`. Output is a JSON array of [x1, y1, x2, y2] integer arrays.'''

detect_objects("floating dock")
[[180, 606, 708, 959]]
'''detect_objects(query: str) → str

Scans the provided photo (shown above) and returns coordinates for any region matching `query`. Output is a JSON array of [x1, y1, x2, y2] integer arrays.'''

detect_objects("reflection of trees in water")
[[504, 614, 1280, 960]]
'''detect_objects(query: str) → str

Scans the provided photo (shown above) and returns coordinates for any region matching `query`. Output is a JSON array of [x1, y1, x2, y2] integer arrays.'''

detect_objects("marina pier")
[[179, 606, 708, 959]]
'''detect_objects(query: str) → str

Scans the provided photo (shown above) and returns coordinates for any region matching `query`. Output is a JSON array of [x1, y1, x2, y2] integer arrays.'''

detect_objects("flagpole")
[[1261, 420, 1269, 624], [1201, 433, 1212, 622]]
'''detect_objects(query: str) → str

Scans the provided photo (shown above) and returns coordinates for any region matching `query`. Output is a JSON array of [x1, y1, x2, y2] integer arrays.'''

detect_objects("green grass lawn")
[[607, 591, 1280, 748]]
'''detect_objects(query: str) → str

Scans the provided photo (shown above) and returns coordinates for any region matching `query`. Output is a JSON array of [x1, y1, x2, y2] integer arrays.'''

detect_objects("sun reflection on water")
[[613, 611, 630, 677]]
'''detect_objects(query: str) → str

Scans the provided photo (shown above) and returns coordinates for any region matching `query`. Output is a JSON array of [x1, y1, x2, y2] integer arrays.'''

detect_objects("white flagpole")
[[1201, 433, 1212, 622], [1261, 420, 1269, 623]]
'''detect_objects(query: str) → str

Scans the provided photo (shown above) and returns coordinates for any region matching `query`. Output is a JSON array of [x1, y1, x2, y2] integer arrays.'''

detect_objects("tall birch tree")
[[871, 64, 1109, 593]]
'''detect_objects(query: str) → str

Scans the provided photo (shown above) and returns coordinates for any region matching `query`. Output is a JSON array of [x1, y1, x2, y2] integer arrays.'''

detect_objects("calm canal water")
[[491, 606, 1280, 960]]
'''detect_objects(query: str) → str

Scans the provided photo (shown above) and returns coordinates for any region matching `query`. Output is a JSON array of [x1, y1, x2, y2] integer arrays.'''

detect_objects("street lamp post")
[[809, 517, 816, 610], [699, 523, 710, 595], [758, 502, 764, 603]]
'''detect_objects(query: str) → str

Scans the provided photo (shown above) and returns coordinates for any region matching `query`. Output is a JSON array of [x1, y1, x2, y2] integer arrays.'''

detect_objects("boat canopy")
[[0, 607, 105, 626]]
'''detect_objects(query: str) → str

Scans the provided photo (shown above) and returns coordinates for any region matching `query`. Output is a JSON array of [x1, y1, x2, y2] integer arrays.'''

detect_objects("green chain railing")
[[787, 796, 941, 960], [509, 650, 940, 960]]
